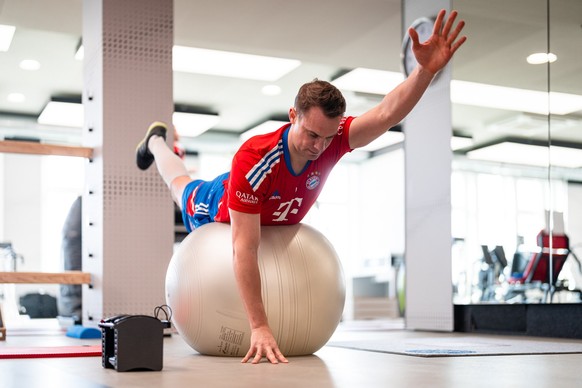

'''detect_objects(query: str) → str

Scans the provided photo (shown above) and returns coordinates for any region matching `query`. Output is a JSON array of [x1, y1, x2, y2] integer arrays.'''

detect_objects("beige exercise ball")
[[165, 222, 345, 357]]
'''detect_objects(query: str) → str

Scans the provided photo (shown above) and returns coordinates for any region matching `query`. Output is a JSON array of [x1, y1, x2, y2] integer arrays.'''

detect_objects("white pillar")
[[403, 0, 453, 331], [81, 0, 174, 324]]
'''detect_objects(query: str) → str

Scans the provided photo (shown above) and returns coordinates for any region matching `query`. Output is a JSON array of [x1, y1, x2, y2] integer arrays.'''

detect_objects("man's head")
[[287, 80, 346, 165], [294, 79, 346, 119]]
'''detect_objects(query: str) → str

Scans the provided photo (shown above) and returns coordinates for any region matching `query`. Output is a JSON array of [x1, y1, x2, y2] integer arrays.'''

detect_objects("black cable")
[[154, 304, 172, 321]]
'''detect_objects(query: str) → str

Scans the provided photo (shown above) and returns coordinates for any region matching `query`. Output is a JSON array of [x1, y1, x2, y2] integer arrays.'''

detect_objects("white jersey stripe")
[[245, 141, 284, 191]]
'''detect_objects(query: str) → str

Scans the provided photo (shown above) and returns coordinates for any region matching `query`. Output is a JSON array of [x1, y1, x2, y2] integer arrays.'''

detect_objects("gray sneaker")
[[136, 121, 168, 170]]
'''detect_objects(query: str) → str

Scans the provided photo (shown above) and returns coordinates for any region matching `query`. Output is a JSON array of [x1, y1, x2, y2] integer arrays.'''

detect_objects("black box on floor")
[[99, 314, 169, 372]]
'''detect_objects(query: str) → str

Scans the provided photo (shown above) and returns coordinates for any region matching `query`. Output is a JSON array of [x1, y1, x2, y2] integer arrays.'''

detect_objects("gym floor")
[[1, 319, 581, 388]]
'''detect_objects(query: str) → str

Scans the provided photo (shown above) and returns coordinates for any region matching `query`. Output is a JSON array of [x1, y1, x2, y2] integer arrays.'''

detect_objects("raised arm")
[[348, 9, 466, 149], [230, 209, 288, 364]]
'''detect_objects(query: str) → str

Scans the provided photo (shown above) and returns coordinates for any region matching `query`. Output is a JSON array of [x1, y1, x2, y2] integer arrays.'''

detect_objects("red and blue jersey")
[[181, 116, 354, 231]]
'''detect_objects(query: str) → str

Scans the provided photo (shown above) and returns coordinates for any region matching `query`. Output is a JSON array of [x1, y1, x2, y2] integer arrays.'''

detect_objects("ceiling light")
[[526, 52, 557, 65], [240, 120, 288, 142], [173, 46, 301, 81], [38, 101, 84, 128], [466, 141, 582, 168], [173, 111, 220, 138], [451, 136, 473, 151], [486, 113, 578, 136], [19, 59, 41, 71], [37, 99, 220, 135], [359, 131, 404, 152], [261, 84, 282, 96], [7, 93, 25, 103], [451, 80, 582, 115], [75, 45, 84, 61], [332, 68, 582, 116], [0, 24, 15, 52], [242, 120, 405, 151], [332, 68, 404, 95]]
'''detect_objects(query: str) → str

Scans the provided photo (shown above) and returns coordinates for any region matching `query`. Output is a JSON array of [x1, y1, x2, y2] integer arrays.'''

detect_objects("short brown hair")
[[294, 79, 346, 118]]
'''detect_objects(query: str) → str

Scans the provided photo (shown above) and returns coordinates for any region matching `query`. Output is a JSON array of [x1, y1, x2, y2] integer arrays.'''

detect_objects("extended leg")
[[136, 122, 192, 206]]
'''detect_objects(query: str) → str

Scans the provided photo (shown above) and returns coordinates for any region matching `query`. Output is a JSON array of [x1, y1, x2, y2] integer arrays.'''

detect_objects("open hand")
[[241, 326, 289, 364], [409, 9, 467, 75]]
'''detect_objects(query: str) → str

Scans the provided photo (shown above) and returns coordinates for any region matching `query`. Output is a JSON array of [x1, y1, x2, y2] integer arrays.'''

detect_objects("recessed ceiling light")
[[37, 100, 220, 135], [240, 120, 288, 142], [467, 142, 582, 168], [262, 84, 282, 96], [7, 93, 25, 103], [19, 59, 41, 71], [75, 45, 84, 61], [450, 80, 582, 115], [334, 68, 582, 116], [173, 46, 301, 81], [0, 24, 15, 52], [451, 136, 473, 151], [38, 101, 84, 127], [358, 131, 404, 151], [173, 111, 220, 137], [76, 42, 301, 81], [332, 68, 404, 95], [242, 120, 404, 152], [526, 52, 557, 65]]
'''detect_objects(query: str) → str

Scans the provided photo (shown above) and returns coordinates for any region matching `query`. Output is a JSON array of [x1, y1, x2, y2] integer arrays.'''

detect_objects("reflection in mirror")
[[548, 0, 582, 304], [451, 0, 582, 304], [1, 153, 84, 325]]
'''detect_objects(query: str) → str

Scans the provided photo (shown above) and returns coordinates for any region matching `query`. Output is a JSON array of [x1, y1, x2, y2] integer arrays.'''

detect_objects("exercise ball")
[[165, 222, 345, 357]]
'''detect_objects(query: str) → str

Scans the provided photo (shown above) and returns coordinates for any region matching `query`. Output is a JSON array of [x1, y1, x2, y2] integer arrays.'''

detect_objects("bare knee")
[[170, 175, 193, 209]]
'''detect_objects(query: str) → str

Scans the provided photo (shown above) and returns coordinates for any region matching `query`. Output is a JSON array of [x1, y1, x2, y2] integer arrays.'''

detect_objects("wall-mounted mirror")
[[451, 0, 582, 307]]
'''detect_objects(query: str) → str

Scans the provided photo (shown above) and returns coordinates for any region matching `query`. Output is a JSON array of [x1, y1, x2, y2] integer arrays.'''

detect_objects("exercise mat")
[[0, 345, 101, 359], [328, 335, 582, 357]]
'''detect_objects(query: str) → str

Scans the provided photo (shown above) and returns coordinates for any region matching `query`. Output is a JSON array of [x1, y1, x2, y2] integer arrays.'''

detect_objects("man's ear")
[[288, 107, 297, 124]]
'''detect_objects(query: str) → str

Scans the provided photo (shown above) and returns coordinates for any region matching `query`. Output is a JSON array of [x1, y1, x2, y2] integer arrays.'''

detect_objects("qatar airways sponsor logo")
[[236, 190, 258, 205]]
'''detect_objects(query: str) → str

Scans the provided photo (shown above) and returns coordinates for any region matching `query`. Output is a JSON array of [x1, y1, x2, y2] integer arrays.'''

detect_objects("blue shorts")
[[181, 172, 229, 232]]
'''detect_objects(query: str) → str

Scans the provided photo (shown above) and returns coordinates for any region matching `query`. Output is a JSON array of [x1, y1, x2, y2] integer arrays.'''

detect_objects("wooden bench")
[[0, 140, 93, 158], [0, 271, 91, 285]]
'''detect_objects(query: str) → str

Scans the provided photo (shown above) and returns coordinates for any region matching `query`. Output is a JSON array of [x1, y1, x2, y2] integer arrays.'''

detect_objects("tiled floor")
[[1, 320, 581, 388]]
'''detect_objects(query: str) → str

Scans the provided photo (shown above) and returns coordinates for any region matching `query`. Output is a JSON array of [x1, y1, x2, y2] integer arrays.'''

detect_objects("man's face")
[[289, 107, 341, 161]]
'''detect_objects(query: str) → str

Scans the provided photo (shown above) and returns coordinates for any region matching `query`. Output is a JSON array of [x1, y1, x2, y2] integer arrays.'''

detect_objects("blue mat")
[[66, 325, 101, 339]]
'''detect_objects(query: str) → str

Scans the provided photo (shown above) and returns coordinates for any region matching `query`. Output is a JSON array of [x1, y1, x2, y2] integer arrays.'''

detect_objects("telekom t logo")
[[272, 198, 303, 222]]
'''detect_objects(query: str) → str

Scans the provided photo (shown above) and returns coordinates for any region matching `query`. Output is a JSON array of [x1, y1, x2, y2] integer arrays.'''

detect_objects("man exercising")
[[136, 9, 466, 364]]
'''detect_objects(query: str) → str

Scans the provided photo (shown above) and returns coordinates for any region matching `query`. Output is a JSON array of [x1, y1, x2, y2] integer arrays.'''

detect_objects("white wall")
[[359, 149, 405, 258], [2, 154, 43, 273], [1, 153, 61, 312], [1, 154, 85, 305]]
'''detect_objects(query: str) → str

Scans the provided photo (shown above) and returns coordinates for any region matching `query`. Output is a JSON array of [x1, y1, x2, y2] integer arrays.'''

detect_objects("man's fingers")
[[447, 20, 465, 45], [241, 348, 255, 363], [242, 345, 288, 364], [265, 348, 279, 364], [275, 348, 289, 363], [408, 27, 420, 46], [252, 352, 263, 364], [441, 10, 458, 37], [432, 9, 446, 35], [450, 35, 467, 55]]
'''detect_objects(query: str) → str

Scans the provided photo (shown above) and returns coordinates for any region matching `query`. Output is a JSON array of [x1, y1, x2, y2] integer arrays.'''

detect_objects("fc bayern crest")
[[306, 175, 320, 190]]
